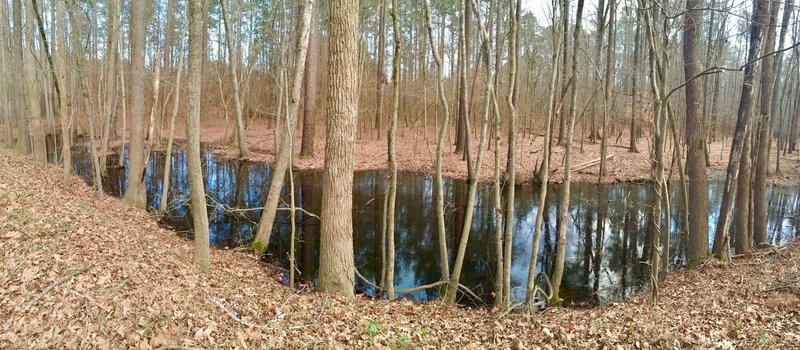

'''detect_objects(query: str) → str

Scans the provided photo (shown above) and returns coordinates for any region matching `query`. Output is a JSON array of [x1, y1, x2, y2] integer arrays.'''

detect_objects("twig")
[[212, 299, 266, 329], [23, 264, 94, 311], [457, 283, 485, 305], [395, 280, 448, 294], [354, 268, 380, 290]]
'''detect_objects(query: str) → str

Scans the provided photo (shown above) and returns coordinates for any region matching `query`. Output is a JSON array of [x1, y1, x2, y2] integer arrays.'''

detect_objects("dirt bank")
[[1, 148, 799, 348]]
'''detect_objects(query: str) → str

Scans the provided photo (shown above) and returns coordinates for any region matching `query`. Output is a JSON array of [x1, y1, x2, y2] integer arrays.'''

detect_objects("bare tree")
[[384, 0, 401, 300], [551, 0, 585, 302], [187, 0, 210, 272], [251, 0, 315, 253], [713, 0, 770, 261], [683, 0, 709, 264], [300, 3, 321, 158], [122, 0, 148, 208], [220, 0, 249, 158], [159, 52, 185, 214], [318, 0, 358, 297], [423, 0, 451, 283]]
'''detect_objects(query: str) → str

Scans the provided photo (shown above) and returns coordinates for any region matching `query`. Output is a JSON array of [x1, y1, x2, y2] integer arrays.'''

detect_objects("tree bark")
[[752, 0, 781, 247], [713, 0, 770, 261], [683, 0, 709, 264], [159, 52, 184, 214], [299, 2, 320, 158], [122, 0, 147, 208], [385, 0, 401, 300], [99, 0, 118, 174], [220, 0, 249, 158], [551, 0, 585, 302], [318, 0, 358, 298], [187, 0, 210, 272], [251, 0, 314, 253], [423, 0, 452, 283]]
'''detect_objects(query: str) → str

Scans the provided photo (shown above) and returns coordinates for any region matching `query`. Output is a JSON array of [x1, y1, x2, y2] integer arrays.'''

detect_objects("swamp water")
[[46, 141, 799, 306]]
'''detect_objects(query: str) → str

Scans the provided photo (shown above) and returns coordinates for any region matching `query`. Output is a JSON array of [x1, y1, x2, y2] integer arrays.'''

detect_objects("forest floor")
[[2, 147, 800, 349], [156, 117, 800, 186]]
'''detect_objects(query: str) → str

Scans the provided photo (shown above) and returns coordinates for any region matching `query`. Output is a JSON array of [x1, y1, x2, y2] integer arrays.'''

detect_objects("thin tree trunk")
[[220, 0, 249, 158], [100, 0, 119, 173], [375, 0, 386, 139], [629, 8, 641, 153], [24, 0, 45, 162], [159, 52, 184, 214], [300, 3, 320, 158], [385, 0, 400, 300], [713, 0, 770, 261], [551, 0, 585, 302], [445, 0, 495, 302], [525, 0, 561, 310], [251, 0, 315, 253], [423, 0, 452, 283], [599, 0, 616, 179], [187, 0, 210, 272], [753, 0, 781, 247], [502, 0, 520, 309]]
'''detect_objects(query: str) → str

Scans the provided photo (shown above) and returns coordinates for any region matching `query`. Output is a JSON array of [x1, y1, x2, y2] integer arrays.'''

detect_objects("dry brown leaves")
[[0, 148, 799, 349]]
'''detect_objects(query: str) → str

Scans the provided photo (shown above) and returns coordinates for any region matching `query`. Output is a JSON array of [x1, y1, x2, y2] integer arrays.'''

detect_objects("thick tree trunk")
[[12, 0, 29, 154], [187, 0, 210, 272], [122, 0, 147, 208], [683, 0, 709, 264], [318, 0, 358, 297]]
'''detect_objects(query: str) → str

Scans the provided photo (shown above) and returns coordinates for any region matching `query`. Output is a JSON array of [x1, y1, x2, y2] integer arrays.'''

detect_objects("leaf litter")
[[0, 148, 798, 349]]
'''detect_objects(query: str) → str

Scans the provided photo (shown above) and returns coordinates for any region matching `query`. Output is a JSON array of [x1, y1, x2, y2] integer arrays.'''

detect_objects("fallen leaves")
[[1, 148, 799, 349]]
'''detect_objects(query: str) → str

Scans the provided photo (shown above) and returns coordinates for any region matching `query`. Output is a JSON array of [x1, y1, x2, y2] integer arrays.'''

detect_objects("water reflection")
[[47, 141, 799, 306]]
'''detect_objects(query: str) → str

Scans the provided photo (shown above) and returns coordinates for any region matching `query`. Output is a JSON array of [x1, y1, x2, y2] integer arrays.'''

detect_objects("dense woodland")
[[0, 0, 798, 311]]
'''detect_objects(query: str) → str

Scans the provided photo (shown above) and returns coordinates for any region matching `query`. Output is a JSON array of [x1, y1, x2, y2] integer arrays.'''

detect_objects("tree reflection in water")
[[47, 141, 800, 306]]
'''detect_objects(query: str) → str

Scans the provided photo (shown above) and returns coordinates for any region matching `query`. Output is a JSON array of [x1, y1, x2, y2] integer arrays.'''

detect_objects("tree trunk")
[[318, 0, 358, 298], [300, 2, 320, 158], [186, 0, 210, 272], [502, 0, 520, 309], [525, 0, 561, 310], [12, 0, 29, 154], [251, 0, 314, 253], [683, 0, 709, 264], [159, 53, 184, 214], [628, 8, 641, 153], [375, 0, 386, 139], [753, 0, 781, 247], [53, 0, 70, 179], [99, 0, 118, 174], [551, 0, 585, 302], [220, 0, 249, 158], [599, 0, 617, 179], [385, 0, 401, 300], [24, 0, 45, 162], [423, 0, 451, 283], [713, 0, 770, 261], [122, 0, 147, 208]]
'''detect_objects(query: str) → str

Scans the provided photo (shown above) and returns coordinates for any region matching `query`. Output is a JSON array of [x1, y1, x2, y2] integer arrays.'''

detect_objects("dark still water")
[[46, 141, 799, 306]]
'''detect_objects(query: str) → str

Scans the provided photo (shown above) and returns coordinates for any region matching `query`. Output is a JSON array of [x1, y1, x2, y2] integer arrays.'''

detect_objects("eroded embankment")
[[0, 148, 798, 349]]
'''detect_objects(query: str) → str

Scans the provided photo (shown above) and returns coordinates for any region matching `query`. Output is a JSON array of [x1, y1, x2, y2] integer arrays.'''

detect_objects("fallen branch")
[[213, 299, 268, 329], [551, 154, 615, 174], [395, 280, 448, 294], [354, 268, 380, 291], [457, 283, 485, 305], [23, 264, 94, 311]]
